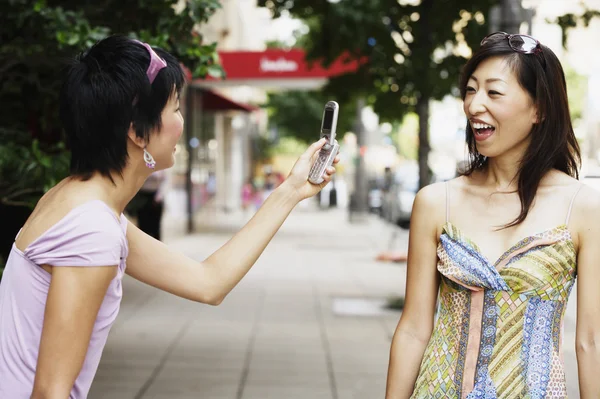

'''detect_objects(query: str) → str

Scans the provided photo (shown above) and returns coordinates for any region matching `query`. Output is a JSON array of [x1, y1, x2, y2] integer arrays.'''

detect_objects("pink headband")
[[135, 40, 167, 84]]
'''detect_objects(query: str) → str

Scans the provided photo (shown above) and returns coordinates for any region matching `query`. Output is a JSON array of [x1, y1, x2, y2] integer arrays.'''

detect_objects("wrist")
[[275, 181, 303, 205]]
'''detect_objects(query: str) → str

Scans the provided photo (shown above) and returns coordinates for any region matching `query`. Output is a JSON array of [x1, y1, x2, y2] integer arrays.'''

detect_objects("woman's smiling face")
[[463, 56, 539, 159], [145, 91, 184, 170]]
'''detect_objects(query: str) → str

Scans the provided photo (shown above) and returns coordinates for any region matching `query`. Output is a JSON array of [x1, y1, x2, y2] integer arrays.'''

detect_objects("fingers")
[[332, 155, 341, 165], [318, 169, 335, 188], [308, 165, 337, 188], [301, 138, 326, 160], [321, 166, 336, 185]]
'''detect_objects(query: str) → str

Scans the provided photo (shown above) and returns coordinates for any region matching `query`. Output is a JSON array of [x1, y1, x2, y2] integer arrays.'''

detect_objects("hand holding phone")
[[308, 101, 340, 185]]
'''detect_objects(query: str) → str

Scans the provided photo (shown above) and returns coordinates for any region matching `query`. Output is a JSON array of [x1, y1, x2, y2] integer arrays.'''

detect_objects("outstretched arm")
[[125, 139, 337, 305]]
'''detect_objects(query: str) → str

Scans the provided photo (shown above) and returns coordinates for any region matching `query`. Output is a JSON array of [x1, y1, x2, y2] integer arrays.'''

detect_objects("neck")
[[480, 136, 532, 191], [483, 148, 527, 191], [482, 160, 518, 191], [83, 161, 154, 214]]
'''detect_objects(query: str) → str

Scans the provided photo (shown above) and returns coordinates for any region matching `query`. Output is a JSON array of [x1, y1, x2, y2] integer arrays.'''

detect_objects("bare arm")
[[573, 186, 600, 398], [126, 183, 299, 305], [125, 139, 337, 305], [31, 266, 117, 398], [385, 183, 443, 399]]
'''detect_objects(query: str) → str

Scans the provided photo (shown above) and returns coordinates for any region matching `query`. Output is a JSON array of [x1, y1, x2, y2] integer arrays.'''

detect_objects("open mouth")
[[472, 122, 496, 138]]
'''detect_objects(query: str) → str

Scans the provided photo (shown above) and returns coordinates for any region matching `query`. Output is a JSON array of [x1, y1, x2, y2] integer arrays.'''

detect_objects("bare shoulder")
[[548, 168, 600, 211], [16, 178, 114, 250], [567, 180, 600, 251], [573, 182, 600, 219], [413, 180, 450, 238], [414, 180, 447, 210]]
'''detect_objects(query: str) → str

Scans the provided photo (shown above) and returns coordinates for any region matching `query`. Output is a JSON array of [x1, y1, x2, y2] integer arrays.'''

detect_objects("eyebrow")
[[469, 76, 507, 84]]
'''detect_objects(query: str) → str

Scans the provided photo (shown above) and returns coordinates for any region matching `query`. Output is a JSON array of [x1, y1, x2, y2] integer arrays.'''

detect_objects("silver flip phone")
[[308, 101, 340, 185]]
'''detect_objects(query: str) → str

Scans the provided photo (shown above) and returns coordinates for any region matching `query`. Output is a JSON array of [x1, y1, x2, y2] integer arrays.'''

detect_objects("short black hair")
[[59, 35, 185, 182]]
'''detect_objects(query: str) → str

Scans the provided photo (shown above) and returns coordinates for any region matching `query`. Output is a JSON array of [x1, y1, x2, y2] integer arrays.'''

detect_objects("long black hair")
[[459, 35, 580, 228]]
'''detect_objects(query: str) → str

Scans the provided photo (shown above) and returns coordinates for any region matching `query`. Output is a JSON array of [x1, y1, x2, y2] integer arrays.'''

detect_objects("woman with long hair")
[[386, 32, 600, 398]]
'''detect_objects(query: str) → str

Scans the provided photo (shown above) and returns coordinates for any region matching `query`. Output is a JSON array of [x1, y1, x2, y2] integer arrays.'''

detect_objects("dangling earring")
[[143, 147, 156, 169]]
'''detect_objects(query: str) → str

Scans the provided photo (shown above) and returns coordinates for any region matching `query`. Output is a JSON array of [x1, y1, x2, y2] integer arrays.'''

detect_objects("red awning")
[[190, 49, 366, 90], [199, 89, 258, 113], [205, 49, 364, 80]]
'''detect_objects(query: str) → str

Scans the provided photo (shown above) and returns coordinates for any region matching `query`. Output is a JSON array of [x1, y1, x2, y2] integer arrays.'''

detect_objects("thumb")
[[301, 138, 326, 160]]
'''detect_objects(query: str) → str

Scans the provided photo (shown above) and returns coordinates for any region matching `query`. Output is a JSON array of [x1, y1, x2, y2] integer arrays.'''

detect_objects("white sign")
[[259, 57, 299, 73]]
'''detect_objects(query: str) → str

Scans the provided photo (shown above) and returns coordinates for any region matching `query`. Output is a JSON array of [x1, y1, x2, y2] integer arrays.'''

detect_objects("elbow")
[[204, 293, 225, 306], [576, 338, 600, 355], [576, 333, 600, 357], [395, 314, 434, 345], [195, 288, 226, 306], [193, 263, 230, 306]]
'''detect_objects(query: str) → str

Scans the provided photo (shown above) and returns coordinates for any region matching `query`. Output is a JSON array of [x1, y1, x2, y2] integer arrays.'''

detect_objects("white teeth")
[[472, 122, 494, 130]]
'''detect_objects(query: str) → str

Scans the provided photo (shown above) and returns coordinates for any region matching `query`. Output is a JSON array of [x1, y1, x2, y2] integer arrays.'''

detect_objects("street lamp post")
[[489, 0, 533, 35], [500, 0, 524, 33]]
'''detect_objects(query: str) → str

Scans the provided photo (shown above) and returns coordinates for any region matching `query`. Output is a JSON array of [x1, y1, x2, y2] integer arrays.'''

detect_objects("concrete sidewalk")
[[88, 203, 580, 398], [89, 204, 408, 399]]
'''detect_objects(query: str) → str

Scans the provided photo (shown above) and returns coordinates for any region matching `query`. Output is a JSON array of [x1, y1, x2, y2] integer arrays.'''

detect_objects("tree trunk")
[[416, 0, 433, 190], [185, 85, 197, 234], [351, 97, 369, 217], [416, 96, 431, 190]]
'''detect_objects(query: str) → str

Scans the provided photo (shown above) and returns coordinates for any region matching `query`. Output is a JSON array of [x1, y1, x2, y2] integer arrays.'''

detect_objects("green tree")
[[259, 0, 497, 188], [0, 0, 224, 206], [1, 0, 223, 144], [549, 6, 600, 132], [553, 7, 600, 48], [0, 0, 224, 270], [266, 90, 355, 144]]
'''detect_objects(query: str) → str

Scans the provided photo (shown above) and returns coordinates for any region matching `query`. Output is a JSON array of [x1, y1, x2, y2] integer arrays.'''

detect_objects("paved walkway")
[[88, 203, 580, 398]]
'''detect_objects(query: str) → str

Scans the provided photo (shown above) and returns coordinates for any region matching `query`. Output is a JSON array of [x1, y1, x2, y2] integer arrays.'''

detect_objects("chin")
[[150, 162, 171, 173], [475, 141, 497, 158], [163, 157, 175, 170], [476, 147, 492, 158]]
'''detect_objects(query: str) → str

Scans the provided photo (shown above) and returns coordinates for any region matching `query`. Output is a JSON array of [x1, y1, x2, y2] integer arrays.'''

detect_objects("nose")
[[467, 90, 487, 116]]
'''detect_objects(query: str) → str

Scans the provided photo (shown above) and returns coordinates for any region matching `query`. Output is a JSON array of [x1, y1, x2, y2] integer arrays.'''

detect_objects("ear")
[[127, 123, 146, 149], [530, 101, 544, 124]]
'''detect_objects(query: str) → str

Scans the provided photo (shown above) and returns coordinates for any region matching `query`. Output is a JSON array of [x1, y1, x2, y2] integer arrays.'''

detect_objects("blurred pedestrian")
[[241, 177, 254, 212], [386, 32, 600, 398], [253, 180, 265, 210], [263, 171, 276, 197], [0, 35, 338, 399]]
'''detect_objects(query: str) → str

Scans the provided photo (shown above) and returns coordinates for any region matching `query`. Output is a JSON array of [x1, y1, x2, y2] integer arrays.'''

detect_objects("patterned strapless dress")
[[411, 183, 581, 399]]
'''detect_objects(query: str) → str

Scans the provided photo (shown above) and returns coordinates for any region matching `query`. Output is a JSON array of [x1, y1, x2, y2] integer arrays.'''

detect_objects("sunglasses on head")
[[481, 31, 543, 54], [481, 31, 545, 68]]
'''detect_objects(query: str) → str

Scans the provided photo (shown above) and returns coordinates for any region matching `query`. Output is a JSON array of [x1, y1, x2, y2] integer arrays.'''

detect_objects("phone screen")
[[323, 108, 334, 130]]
